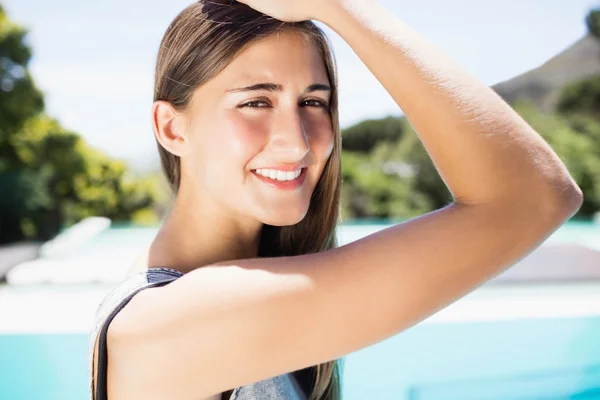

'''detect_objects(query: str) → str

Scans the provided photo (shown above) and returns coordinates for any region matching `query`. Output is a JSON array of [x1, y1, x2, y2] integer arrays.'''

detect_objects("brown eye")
[[302, 99, 327, 108], [239, 101, 270, 109]]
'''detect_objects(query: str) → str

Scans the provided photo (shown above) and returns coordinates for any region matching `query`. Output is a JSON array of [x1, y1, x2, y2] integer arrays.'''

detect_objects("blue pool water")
[[0, 334, 89, 400], [131, 220, 600, 247], [1, 221, 599, 399], [1, 316, 599, 399]]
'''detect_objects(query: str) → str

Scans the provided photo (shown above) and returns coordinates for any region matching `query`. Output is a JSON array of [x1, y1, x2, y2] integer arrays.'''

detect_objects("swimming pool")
[[1, 221, 599, 399], [1, 314, 599, 399], [6, 220, 600, 285]]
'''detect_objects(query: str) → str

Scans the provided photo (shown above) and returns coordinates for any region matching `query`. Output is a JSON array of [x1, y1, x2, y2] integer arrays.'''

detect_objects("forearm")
[[318, 0, 581, 207]]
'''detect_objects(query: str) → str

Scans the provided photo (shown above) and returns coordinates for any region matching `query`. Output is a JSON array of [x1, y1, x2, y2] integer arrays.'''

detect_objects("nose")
[[267, 108, 310, 163]]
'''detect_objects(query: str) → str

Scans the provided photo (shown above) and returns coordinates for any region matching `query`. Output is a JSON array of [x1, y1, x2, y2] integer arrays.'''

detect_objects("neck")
[[148, 181, 263, 274]]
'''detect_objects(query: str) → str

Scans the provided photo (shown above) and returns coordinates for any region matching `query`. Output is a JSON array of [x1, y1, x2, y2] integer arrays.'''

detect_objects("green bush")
[[0, 6, 161, 243], [339, 100, 600, 220], [341, 115, 406, 152], [557, 75, 600, 117]]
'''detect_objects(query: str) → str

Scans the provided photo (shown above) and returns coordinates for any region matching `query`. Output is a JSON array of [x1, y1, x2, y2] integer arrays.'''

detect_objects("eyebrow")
[[226, 83, 331, 94]]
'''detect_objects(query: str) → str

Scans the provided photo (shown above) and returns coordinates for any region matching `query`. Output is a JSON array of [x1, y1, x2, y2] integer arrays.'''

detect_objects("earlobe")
[[152, 100, 190, 157]]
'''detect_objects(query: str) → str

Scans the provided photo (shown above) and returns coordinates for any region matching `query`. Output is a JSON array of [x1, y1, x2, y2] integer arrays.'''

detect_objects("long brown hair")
[[153, 1, 343, 399]]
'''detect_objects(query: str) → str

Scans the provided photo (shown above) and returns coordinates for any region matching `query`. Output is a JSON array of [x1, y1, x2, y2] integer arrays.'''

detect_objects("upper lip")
[[251, 164, 307, 172]]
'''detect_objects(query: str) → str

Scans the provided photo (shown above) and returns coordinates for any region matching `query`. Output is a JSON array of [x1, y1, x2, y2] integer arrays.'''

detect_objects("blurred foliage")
[[0, 6, 160, 243], [557, 75, 600, 117], [0, 4, 44, 171], [340, 117, 446, 220], [340, 100, 600, 220], [586, 8, 600, 39], [341, 116, 406, 152]]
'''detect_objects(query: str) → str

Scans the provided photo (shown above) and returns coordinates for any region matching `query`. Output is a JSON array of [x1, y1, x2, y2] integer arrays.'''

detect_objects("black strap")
[[95, 272, 181, 400]]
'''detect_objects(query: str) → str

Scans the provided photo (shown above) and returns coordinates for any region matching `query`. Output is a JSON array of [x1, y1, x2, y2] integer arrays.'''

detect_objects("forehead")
[[213, 31, 329, 89]]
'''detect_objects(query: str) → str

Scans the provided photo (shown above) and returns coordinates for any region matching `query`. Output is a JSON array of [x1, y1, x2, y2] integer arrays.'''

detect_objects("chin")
[[258, 206, 309, 227]]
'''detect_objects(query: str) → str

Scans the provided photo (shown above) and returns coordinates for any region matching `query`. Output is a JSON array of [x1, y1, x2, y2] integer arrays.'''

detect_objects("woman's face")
[[180, 31, 334, 227]]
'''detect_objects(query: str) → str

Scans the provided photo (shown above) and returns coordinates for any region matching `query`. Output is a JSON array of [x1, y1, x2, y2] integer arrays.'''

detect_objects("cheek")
[[199, 111, 266, 171], [307, 117, 335, 160], [219, 111, 266, 160]]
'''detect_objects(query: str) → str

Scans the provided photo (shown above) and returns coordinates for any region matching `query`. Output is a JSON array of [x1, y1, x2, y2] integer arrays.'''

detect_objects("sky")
[[3, 0, 598, 171]]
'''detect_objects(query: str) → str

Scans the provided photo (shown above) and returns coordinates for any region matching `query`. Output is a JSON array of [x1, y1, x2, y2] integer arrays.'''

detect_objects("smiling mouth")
[[253, 168, 303, 181], [251, 168, 307, 189]]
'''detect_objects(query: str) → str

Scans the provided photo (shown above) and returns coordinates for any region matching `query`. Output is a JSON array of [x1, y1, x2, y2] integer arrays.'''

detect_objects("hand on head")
[[235, 0, 330, 22]]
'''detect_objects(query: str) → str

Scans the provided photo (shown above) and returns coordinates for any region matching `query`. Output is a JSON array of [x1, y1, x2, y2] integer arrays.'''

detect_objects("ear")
[[151, 100, 190, 157]]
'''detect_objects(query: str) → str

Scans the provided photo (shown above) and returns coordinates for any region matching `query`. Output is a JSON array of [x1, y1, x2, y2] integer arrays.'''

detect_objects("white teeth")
[[255, 168, 302, 181]]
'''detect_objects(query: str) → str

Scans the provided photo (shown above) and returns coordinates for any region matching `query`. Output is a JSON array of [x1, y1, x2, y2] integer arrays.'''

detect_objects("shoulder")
[[92, 267, 184, 340], [89, 267, 183, 400]]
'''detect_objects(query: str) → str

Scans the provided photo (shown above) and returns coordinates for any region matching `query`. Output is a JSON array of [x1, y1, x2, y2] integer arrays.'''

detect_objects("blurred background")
[[1, 0, 599, 399]]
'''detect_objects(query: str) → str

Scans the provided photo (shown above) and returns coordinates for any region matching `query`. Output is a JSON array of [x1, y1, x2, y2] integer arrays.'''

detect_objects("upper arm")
[[108, 200, 575, 399]]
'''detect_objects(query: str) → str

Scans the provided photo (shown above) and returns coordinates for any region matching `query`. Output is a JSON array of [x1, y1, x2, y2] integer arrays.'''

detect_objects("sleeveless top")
[[89, 267, 308, 400]]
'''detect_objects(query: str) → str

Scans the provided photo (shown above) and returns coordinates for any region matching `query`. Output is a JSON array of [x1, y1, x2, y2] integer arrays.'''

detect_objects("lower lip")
[[252, 168, 307, 190]]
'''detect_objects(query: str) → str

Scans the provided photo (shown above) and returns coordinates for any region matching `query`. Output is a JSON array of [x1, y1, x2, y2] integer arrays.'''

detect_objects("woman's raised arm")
[[315, 0, 580, 207]]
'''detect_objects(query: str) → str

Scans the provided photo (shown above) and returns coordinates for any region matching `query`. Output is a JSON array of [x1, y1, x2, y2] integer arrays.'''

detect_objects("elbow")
[[538, 180, 584, 223], [557, 183, 584, 215]]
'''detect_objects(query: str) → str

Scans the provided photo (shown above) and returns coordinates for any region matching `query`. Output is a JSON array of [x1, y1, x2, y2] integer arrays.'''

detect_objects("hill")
[[493, 34, 600, 111]]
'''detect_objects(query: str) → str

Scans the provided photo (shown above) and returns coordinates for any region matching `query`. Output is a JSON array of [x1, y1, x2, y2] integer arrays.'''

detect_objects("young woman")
[[90, 0, 583, 399]]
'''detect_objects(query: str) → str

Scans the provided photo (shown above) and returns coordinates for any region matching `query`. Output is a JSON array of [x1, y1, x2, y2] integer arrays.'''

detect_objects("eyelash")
[[239, 99, 328, 110]]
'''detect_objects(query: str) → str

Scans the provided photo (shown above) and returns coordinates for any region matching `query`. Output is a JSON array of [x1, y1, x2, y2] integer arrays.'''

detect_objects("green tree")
[[340, 149, 428, 220], [12, 115, 160, 230], [340, 116, 448, 220], [586, 8, 600, 39], [339, 101, 600, 220], [341, 115, 406, 152], [557, 75, 600, 117], [389, 120, 452, 211], [0, 4, 44, 171], [0, 6, 160, 243]]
